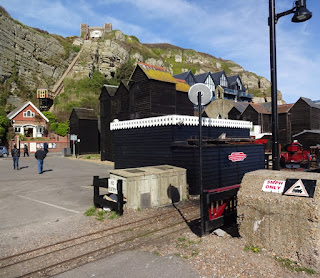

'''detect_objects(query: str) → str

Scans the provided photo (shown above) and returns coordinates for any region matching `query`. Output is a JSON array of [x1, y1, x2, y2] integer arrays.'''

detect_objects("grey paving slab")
[[0, 156, 112, 229], [55, 250, 198, 278]]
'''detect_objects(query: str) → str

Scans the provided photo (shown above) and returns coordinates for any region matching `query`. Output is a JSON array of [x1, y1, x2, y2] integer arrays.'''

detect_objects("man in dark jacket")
[[11, 144, 20, 170], [35, 147, 46, 174]]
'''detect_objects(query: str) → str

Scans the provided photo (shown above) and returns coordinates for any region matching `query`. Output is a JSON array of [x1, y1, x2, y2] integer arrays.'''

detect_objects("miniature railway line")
[[0, 202, 200, 278]]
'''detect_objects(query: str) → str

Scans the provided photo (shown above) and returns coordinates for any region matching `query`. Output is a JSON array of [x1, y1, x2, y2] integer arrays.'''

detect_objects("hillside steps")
[[51, 47, 84, 97]]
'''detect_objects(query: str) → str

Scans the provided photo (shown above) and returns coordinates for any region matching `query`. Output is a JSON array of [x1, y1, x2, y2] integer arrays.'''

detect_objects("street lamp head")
[[292, 0, 312, 23]]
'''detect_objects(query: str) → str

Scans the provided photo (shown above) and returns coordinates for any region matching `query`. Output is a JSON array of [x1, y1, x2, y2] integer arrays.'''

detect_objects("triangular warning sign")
[[284, 179, 309, 197]]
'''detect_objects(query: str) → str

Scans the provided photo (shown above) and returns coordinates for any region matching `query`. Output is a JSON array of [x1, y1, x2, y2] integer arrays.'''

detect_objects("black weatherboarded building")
[[69, 108, 99, 155], [99, 62, 193, 161]]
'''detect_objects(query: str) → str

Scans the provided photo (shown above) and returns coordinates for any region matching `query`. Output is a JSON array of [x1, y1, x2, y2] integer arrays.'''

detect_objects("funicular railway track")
[[0, 202, 200, 278]]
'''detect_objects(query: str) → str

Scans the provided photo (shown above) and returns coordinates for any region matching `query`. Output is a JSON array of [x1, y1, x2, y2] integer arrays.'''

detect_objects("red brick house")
[[7, 101, 49, 138]]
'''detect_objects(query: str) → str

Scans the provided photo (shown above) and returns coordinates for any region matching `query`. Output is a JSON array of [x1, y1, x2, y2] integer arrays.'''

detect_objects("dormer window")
[[220, 74, 228, 87], [23, 110, 35, 118]]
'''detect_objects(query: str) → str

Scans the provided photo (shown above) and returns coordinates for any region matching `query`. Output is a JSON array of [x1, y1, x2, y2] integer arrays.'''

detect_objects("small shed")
[[292, 130, 320, 150], [69, 108, 99, 154]]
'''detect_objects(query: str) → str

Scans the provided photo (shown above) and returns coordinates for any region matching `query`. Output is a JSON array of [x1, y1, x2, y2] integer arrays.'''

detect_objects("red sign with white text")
[[262, 180, 285, 193], [228, 152, 247, 162]]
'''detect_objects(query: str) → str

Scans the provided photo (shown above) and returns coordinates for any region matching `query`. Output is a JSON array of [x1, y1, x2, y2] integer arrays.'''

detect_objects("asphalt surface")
[[0, 154, 198, 278]]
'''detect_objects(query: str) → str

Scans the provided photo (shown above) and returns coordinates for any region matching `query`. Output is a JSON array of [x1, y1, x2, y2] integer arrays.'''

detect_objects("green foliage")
[[275, 256, 317, 274], [42, 111, 69, 136], [54, 70, 106, 120], [244, 245, 262, 253], [42, 111, 57, 123], [84, 206, 120, 221], [0, 114, 10, 140], [108, 59, 135, 84]]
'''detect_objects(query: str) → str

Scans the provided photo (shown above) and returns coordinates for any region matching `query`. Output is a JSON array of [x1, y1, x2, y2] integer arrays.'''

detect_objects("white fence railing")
[[110, 115, 252, 130]]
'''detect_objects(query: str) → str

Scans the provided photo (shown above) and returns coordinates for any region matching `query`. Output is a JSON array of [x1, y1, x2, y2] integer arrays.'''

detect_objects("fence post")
[[93, 176, 99, 207], [117, 179, 124, 215]]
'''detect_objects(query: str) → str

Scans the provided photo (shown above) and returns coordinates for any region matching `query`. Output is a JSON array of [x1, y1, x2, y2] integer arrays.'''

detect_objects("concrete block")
[[238, 170, 320, 270], [109, 165, 187, 209]]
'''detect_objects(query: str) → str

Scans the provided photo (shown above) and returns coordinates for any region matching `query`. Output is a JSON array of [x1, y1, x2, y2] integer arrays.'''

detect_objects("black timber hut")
[[290, 97, 320, 138], [69, 108, 99, 155], [128, 62, 193, 119], [277, 104, 294, 147], [241, 103, 271, 133], [99, 84, 126, 161], [293, 130, 320, 150], [99, 62, 194, 161], [228, 102, 249, 120]]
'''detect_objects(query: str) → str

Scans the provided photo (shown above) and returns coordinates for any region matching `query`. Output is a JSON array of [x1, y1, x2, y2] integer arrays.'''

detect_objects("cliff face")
[[70, 32, 281, 103], [0, 12, 283, 107], [0, 14, 77, 102]]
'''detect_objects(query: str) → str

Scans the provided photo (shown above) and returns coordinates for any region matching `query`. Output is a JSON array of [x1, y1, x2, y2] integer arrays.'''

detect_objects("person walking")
[[23, 144, 29, 157], [43, 142, 49, 155], [35, 147, 46, 174], [11, 144, 20, 170]]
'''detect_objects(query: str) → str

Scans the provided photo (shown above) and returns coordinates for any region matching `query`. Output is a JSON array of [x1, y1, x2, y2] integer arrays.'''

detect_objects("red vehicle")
[[280, 140, 312, 168]]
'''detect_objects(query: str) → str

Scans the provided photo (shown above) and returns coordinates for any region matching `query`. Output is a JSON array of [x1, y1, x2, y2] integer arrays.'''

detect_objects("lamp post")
[[268, 0, 312, 170]]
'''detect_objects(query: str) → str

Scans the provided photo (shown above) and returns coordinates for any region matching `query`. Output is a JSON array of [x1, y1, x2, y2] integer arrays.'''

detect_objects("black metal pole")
[[269, 0, 280, 170], [198, 92, 205, 236]]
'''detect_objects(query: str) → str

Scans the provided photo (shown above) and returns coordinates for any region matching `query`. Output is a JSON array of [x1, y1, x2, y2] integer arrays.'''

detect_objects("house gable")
[[7, 101, 49, 123]]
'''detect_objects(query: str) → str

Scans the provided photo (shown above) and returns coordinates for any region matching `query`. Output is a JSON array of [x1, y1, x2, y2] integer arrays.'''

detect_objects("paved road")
[[0, 154, 198, 278], [0, 155, 112, 230]]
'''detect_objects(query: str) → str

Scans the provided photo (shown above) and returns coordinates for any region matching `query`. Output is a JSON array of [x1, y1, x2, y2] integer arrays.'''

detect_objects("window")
[[236, 78, 242, 90], [220, 74, 228, 87], [23, 110, 35, 117], [37, 126, 43, 133], [205, 76, 215, 93], [14, 127, 21, 133]]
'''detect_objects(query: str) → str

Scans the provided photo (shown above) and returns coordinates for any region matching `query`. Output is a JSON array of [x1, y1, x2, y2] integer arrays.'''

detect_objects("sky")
[[1, 0, 319, 104]]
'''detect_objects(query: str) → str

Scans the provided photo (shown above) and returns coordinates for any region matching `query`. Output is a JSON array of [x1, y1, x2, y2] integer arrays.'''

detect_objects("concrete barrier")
[[109, 165, 187, 210], [238, 170, 320, 270]]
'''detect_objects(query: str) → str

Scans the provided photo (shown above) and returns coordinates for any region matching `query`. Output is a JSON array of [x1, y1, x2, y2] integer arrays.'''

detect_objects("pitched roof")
[[233, 102, 249, 113], [227, 75, 239, 85], [293, 129, 320, 137], [72, 108, 97, 120], [300, 97, 320, 109], [173, 71, 191, 80], [174, 78, 190, 92], [7, 101, 49, 122], [137, 62, 177, 84], [278, 103, 293, 113], [210, 70, 225, 84], [248, 103, 270, 114], [102, 84, 118, 97], [194, 72, 211, 83]]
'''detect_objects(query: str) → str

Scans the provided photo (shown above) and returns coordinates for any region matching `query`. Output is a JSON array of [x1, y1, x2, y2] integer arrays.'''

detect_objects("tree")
[[0, 114, 10, 142]]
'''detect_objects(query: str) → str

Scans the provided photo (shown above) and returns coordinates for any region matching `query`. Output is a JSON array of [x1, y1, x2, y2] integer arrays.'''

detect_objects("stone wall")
[[238, 170, 320, 271]]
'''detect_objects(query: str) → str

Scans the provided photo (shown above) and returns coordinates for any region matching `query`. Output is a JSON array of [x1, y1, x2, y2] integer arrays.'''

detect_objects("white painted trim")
[[8, 101, 49, 122], [110, 115, 252, 130]]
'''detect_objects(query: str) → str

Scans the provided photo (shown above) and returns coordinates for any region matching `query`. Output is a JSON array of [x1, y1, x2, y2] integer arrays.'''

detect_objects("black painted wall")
[[113, 125, 264, 194]]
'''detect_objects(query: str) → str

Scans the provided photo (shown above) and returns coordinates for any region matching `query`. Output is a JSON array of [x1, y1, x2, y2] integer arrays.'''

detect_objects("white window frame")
[[220, 74, 228, 87], [236, 78, 242, 90], [205, 75, 215, 93], [23, 110, 35, 118]]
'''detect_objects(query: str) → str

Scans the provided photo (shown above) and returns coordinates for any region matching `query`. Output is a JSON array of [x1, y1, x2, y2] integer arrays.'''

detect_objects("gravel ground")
[[2, 204, 318, 278], [2, 156, 318, 277]]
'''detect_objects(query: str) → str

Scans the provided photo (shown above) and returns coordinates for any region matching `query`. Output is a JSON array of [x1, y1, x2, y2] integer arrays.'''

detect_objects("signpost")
[[188, 84, 212, 237], [70, 134, 77, 157]]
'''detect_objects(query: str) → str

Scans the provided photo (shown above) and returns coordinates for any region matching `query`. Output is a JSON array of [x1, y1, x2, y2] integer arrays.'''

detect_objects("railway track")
[[0, 202, 200, 278]]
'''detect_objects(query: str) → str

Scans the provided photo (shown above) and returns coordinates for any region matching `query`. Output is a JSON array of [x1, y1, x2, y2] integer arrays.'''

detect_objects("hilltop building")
[[80, 23, 112, 40]]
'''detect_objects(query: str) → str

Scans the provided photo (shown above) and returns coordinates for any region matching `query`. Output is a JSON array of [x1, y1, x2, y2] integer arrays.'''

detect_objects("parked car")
[[0, 146, 9, 157]]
